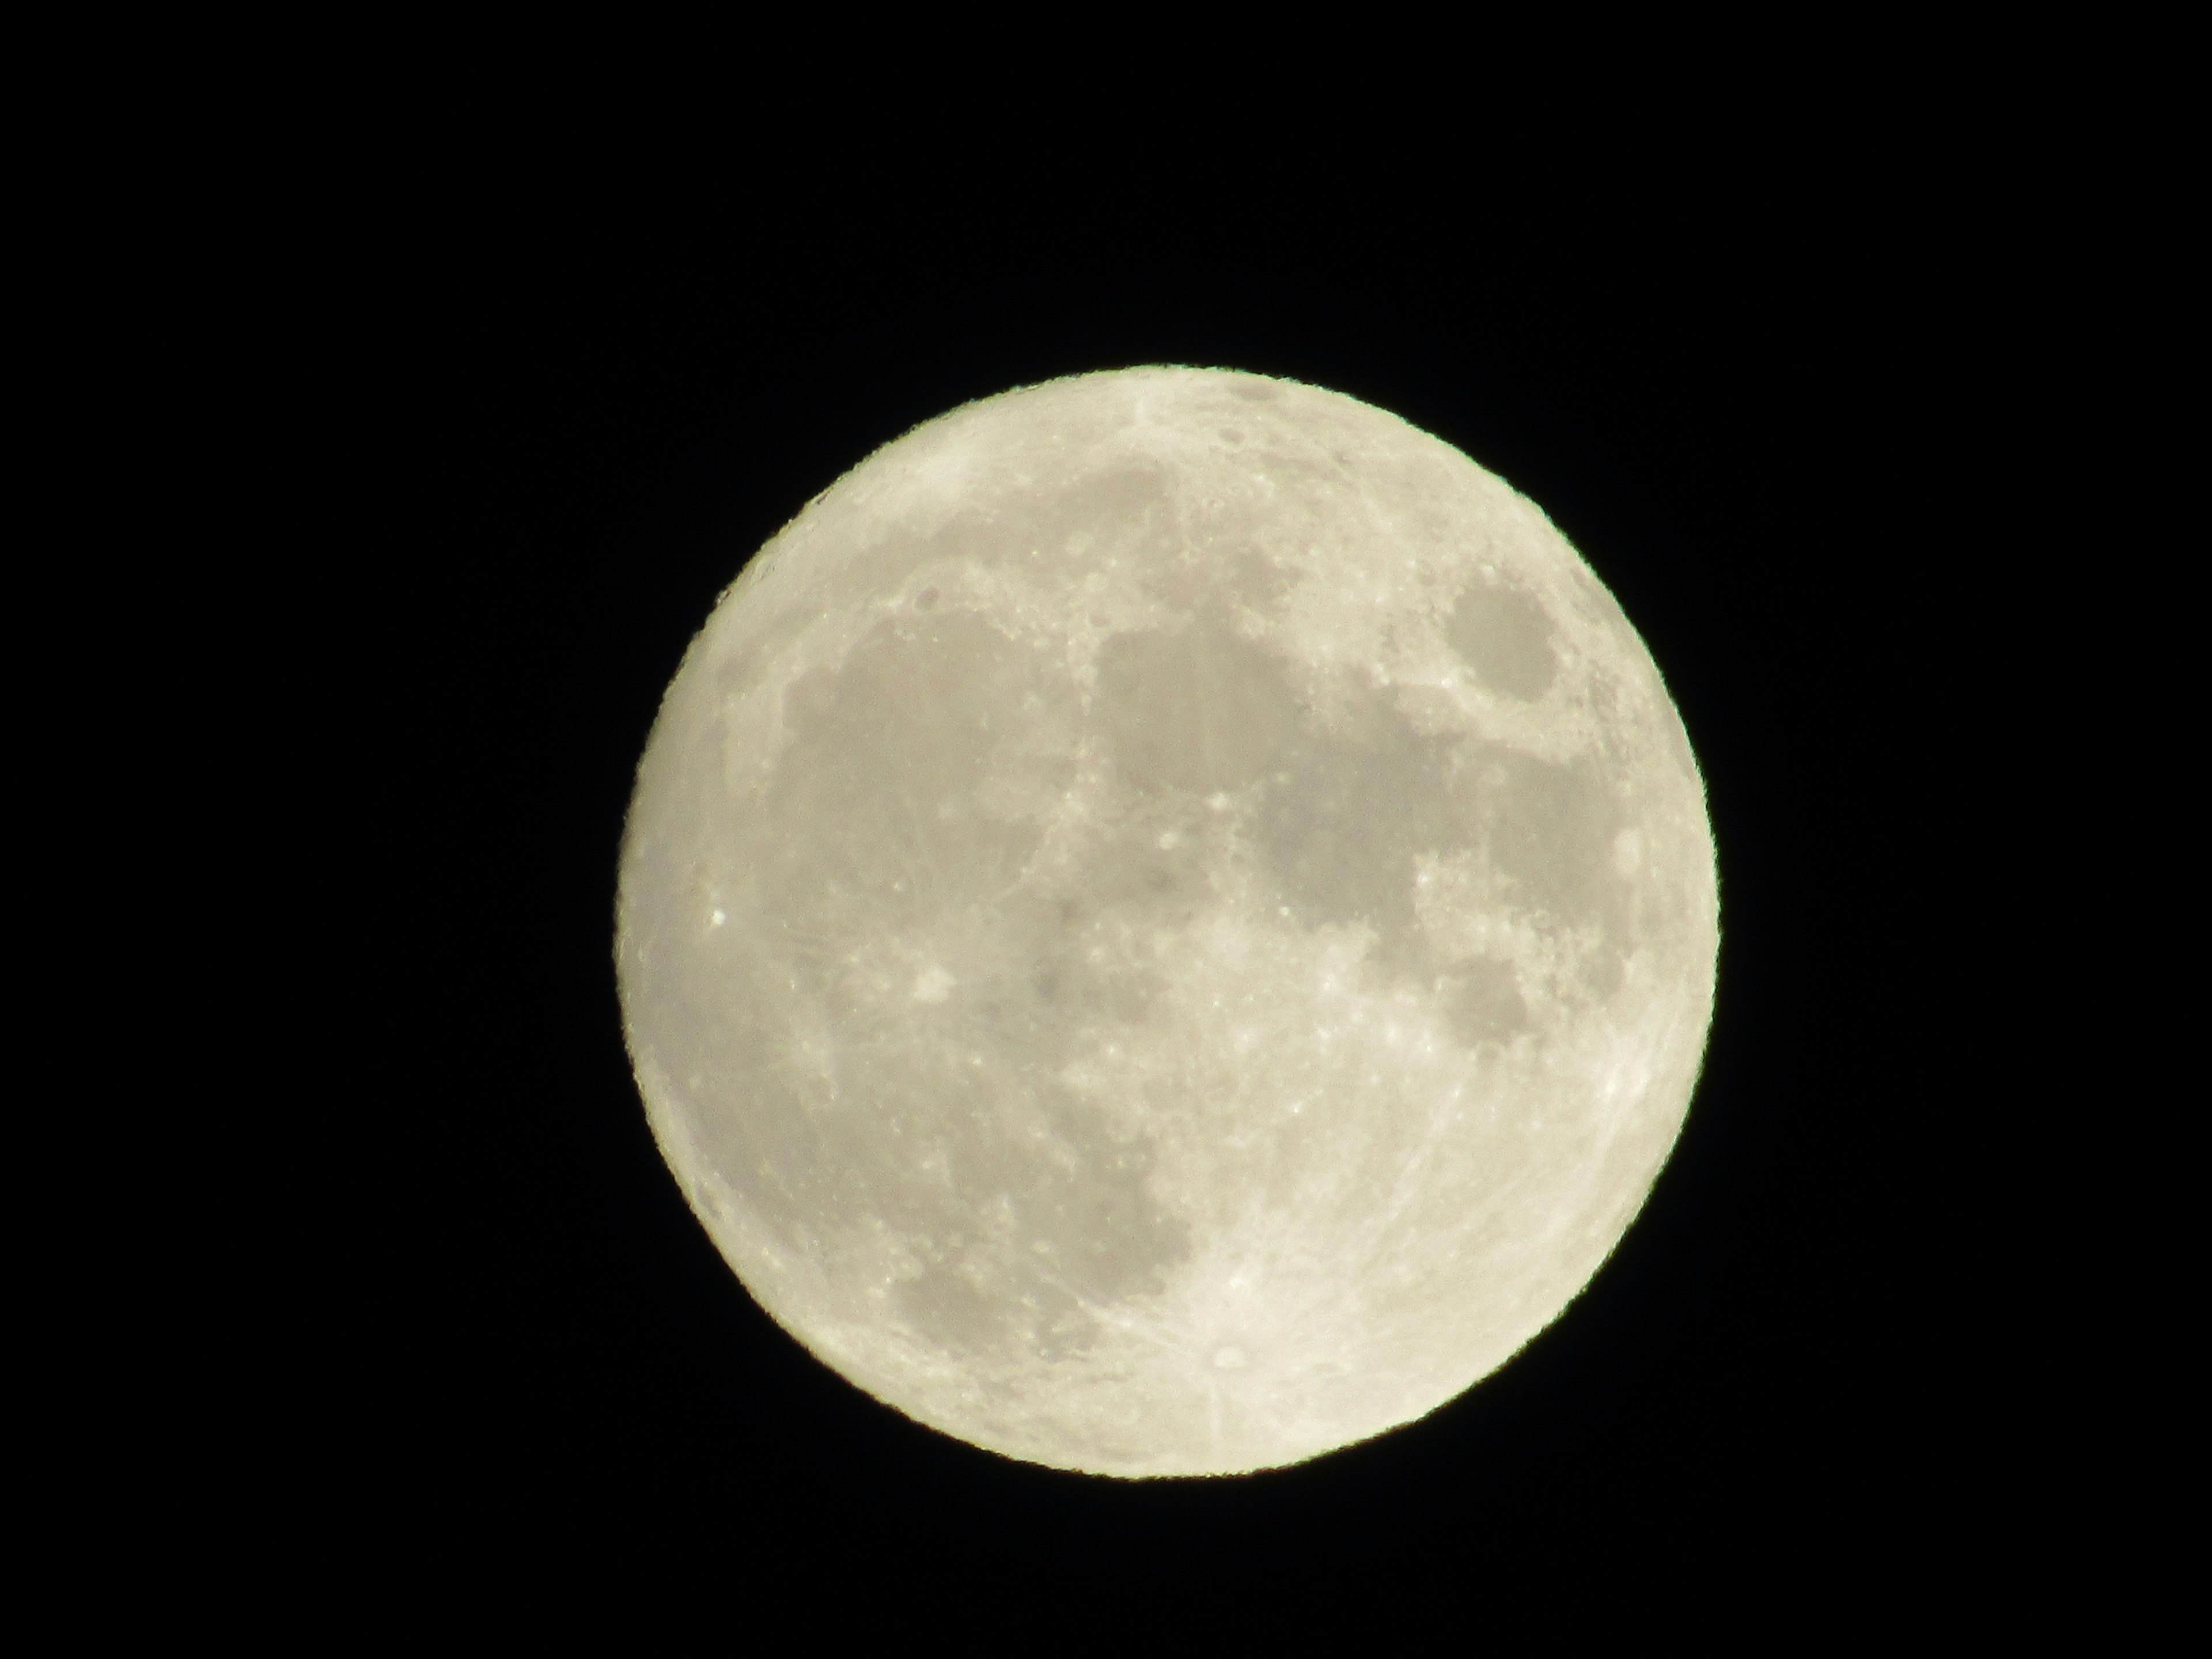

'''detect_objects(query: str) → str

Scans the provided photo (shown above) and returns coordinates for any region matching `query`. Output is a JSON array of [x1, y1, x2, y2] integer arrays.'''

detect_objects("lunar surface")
[[616, 368, 1717, 1476]]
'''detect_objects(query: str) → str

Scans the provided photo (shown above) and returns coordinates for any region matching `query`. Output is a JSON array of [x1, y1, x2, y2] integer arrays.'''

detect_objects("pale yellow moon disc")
[[616, 367, 1718, 1476]]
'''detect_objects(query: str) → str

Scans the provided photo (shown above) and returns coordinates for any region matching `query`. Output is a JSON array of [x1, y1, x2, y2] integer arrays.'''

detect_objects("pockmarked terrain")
[[617, 368, 1718, 1476]]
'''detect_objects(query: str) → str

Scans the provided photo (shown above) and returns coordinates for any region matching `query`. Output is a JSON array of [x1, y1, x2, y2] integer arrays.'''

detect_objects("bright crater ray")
[[616, 368, 1718, 1476]]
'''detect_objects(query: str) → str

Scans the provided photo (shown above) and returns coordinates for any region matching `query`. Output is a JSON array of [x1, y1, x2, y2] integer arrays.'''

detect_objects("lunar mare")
[[616, 368, 1717, 1476]]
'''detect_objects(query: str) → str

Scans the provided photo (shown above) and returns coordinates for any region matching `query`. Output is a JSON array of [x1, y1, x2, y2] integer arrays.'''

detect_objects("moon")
[[616, 367, 1717, 1476]]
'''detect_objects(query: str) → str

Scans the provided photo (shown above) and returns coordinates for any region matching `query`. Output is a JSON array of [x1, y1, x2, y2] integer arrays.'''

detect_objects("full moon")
[[616, 367, 1717, 1476]]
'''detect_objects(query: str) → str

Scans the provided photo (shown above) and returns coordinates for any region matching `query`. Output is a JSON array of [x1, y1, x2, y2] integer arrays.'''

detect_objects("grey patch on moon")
[[1095, 615, 1300, 798], [616, 366, 1718, 1478], [1449, 579, 1560, 702], [1442, 958, 1531, 1048], [1253, 686, 1465, 981]]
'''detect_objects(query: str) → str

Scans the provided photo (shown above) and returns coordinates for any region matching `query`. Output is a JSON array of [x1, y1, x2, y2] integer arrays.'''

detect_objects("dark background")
[[348, 168, 1979, 1599]]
